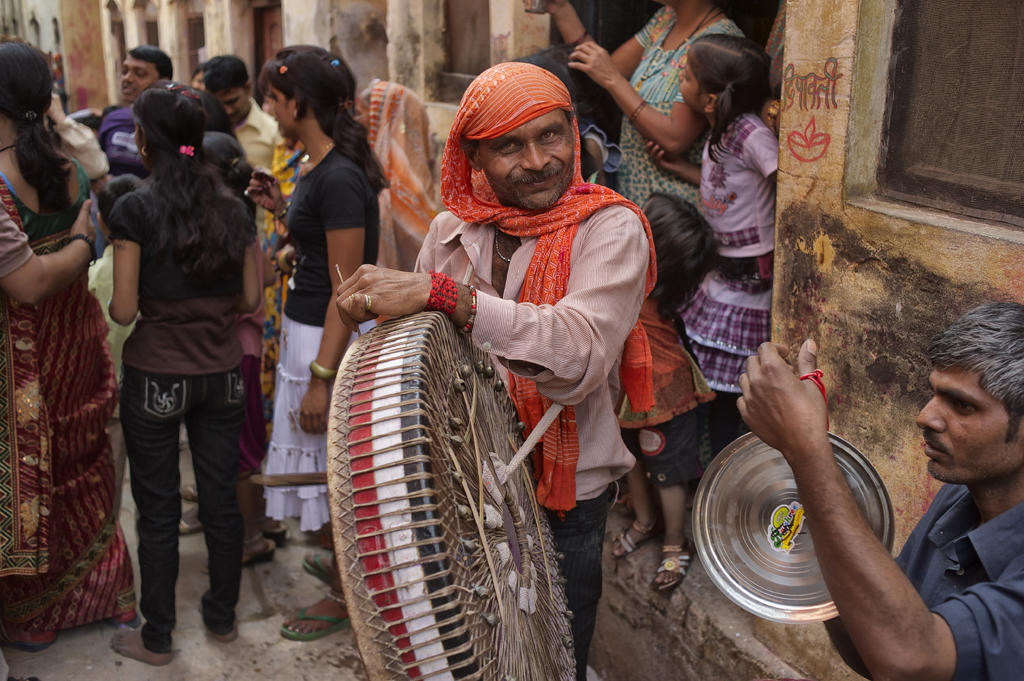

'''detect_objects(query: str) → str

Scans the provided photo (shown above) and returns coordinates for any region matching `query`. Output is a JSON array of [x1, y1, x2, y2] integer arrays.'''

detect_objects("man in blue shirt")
[[98, 45, 172, 179], [739, 302, 1024, 681]]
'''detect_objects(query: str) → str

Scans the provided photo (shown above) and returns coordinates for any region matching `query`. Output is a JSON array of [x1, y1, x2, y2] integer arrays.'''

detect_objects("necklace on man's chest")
[[494, 232, 518, 263]]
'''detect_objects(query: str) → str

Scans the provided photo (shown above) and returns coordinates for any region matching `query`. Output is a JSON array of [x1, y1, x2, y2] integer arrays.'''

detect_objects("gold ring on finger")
[[365, 293, 372, 313]]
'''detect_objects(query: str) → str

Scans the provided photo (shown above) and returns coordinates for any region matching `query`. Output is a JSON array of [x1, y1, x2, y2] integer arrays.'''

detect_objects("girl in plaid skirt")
[[671, 35, 778, 455]]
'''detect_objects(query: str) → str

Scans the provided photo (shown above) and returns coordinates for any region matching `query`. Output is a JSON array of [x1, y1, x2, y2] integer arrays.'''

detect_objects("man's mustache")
[[922, 428, 950, 456], [508, 162, 564, 186]]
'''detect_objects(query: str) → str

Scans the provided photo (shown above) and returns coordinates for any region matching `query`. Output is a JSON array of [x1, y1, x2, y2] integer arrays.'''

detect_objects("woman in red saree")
[[0, 42, 136, 651], [356, 80, 436, 272]]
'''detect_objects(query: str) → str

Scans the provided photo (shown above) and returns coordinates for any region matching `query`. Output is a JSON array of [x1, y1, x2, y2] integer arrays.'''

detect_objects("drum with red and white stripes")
[[327, 312, 575, 681]]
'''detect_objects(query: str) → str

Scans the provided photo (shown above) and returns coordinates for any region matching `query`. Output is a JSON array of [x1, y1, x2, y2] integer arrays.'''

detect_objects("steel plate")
[[693, 432, 894, 623]]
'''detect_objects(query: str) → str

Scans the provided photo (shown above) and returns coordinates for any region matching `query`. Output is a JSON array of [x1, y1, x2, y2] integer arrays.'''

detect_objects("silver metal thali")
[[693, 432, 894, 623]]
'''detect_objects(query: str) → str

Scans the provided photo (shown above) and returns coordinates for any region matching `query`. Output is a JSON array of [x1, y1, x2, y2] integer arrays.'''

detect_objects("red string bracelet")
[[425, 270, 458, 317], [799, 369, 829, 430]]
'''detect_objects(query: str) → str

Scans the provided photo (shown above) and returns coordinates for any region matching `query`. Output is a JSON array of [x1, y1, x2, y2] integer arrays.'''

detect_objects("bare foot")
[[208, 623, 238, 643], [282, 591, 349, 636], [110, 627, 172, 666]]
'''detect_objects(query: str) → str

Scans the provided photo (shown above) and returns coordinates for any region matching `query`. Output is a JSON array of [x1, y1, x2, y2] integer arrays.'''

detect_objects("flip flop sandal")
[[179, 506, 203, 536], [201, 536, 275, 573], [612, 519, 659, 557], [652, 544, 692, 592], [279, 608, 351, 642], [261, 520, 288, 547], [106, 610, 142, 628], [302, 553, 335, 587], [180, 484, 198, 503]]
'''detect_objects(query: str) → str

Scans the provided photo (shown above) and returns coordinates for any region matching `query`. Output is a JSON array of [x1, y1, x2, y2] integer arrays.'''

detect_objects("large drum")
[[327, 312, 576, 680]]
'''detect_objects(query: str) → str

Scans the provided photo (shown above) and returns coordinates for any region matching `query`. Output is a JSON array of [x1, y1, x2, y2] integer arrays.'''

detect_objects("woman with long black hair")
[[0, 40, 137, 652], [247, 46, 384, 642], [107, 82, 259, 665]]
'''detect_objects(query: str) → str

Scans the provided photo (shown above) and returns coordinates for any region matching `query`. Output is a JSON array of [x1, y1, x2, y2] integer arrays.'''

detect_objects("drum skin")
[[327, 313, 576, 681]]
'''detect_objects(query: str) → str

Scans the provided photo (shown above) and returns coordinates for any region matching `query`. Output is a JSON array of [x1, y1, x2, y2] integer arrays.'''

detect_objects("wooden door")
[[255, 5, 282, 75]]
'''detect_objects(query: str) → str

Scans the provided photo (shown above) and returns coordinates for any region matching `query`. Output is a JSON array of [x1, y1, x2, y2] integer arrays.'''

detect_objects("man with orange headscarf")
[[336, 62, 655, 679]]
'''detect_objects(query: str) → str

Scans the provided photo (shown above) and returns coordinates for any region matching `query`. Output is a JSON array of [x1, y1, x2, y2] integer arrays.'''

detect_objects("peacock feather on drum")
[[327, 312, 576, 681]]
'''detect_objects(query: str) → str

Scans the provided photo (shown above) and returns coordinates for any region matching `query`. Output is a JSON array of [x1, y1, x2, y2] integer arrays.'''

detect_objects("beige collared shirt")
[[234, 97, 280, 171], [414, 206, 649, 500]]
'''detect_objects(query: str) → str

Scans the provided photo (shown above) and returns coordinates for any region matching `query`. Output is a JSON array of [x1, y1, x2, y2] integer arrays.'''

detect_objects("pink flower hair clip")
[[279, 65, 288, 75], [179, 145, 195, 157]]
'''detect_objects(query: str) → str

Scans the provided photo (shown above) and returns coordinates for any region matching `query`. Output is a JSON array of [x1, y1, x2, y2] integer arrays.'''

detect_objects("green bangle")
[[309, 360, 338, 381]]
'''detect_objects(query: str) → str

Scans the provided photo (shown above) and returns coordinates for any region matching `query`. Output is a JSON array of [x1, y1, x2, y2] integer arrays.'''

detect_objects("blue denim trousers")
[[548, 489, 612, 681], [119, 364, 246, 654]]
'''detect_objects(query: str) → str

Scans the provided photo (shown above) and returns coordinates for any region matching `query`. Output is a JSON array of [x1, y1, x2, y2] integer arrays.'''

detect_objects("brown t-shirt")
[[108, 186, 249, 376], [123, 295, 243, 376]]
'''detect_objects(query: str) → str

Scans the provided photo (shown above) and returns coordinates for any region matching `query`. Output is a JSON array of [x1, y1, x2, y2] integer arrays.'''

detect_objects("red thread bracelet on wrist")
[[425, 270, 458, 317], [799, 369, 829, 430]]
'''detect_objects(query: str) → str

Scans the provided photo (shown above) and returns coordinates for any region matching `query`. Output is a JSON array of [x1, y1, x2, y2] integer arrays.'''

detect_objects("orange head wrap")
[[441, 63, 656, 513]]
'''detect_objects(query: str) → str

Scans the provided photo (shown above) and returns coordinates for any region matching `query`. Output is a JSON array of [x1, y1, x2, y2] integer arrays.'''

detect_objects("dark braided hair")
[[0, 42, 72, 211], [687, 34, 770, 163], [258, 46, 387, 193]]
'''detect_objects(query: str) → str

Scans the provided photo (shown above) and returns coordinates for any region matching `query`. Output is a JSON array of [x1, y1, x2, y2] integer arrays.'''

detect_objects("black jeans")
[[548, 489, 612, 681], [120, 364, 246, 654]]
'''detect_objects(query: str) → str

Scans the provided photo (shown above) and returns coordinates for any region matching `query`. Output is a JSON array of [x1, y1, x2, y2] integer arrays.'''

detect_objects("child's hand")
[[645, 140, 702, 184]]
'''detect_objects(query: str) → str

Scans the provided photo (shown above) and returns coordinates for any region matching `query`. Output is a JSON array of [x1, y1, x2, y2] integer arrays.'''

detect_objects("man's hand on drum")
[[335, 265, 433, 332], [737, 340, 830, 463]]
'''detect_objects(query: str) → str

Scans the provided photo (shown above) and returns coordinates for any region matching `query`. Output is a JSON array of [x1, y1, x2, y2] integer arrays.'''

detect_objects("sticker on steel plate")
[[768, 502, 805, 554]]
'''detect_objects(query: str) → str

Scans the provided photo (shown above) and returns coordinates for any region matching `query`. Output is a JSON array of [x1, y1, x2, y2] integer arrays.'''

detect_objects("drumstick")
[[335, 263, 361, 333], [250, 472, 328, 487]]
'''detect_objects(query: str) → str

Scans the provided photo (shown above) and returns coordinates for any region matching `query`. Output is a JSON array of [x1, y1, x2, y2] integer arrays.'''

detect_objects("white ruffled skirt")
[[263, 313, 373, 531]]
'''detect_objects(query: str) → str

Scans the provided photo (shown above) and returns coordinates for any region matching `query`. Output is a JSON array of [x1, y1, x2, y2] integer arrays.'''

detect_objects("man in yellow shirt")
[[203, 55, 281, 169]]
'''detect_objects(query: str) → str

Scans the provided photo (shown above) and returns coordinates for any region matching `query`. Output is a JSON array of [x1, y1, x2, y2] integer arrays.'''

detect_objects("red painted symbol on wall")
[[787, 117, 831, 162]]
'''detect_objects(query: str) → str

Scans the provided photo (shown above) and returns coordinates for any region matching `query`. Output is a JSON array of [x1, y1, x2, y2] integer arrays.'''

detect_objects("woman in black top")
[[247, 47, 384, 641], [107, 82, 259, 665]]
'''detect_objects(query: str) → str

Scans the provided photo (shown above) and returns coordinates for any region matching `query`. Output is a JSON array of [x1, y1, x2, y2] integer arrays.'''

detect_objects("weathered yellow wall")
[[759, 0, 1024, 676]]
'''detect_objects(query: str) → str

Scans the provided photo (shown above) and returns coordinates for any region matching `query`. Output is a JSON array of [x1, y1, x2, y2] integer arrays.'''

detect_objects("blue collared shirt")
[[896, 483, 1024, 681]]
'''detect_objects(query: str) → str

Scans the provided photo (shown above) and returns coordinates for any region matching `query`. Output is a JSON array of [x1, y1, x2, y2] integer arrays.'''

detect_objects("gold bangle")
[[309, 360, 338, 381]]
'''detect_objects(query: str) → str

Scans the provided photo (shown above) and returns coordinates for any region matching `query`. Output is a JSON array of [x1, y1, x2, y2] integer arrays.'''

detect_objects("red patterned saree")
[[0, 180, 135, 633]]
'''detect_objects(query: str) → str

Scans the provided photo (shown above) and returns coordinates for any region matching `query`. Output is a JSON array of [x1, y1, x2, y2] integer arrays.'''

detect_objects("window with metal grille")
[[878, 0, 1024, 227]]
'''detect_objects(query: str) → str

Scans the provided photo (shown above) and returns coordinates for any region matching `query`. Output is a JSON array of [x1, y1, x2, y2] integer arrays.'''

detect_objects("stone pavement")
[[4, 448, 368, 681], [3, 447, 604, 681]]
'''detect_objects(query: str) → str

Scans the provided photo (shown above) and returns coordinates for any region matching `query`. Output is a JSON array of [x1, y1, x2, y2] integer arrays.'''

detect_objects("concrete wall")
[[755, 0, 1023, 675], [59, 0, 107, 110], [20, 0, 60, 53], [0, 0, 106, 111], [280, 0, 388, 91]]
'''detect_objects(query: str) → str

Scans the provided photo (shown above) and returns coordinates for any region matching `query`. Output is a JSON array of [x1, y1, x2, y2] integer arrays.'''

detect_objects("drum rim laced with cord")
[[327, 312, 576, 680]]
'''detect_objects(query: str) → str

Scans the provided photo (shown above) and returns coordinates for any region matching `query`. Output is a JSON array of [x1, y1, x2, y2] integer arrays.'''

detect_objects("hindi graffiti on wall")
[[783, 58, 843, 111]]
